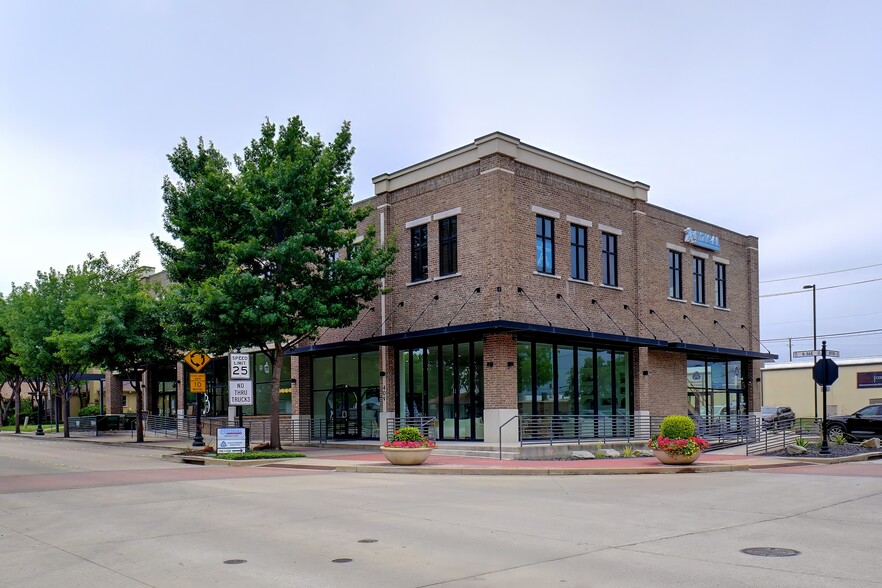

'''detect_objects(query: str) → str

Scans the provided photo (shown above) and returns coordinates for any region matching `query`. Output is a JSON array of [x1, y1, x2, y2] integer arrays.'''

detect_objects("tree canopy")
[[153, 117, 395, 448]]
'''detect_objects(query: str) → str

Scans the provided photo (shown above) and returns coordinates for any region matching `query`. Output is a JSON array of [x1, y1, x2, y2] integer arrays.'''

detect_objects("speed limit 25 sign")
[[229, 353, 251, 380]]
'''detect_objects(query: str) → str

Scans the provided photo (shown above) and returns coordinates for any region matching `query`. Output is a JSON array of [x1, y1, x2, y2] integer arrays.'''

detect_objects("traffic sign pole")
[[820, 341, 830, 455]]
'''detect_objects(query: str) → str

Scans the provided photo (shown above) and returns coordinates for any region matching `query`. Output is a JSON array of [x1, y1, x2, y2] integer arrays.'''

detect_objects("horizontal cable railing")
[[145, 414, 329, 445], [518, 414, 663, 445], [387, 417, 438, 440]]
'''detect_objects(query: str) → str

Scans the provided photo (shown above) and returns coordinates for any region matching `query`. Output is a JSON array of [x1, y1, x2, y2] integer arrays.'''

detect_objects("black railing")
[[746, 418, 821, 455], [387, 417, 438, 440], [145, 415, 329, 445], [517, 414, 662, 445]]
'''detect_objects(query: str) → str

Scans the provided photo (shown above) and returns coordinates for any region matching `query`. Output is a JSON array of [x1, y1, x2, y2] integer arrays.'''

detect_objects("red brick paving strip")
[[0, 466, 316, 494]]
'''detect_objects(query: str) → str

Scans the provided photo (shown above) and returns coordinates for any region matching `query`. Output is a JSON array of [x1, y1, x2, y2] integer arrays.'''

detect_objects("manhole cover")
[[332, 558, 353, 563], [358, 539, 378, 543], [741, 547, 800, 557], [223, 559, 247, 565]]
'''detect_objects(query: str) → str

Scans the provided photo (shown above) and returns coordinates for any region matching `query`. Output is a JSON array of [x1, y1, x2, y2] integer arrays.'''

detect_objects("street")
[[2, 434, 882, 587]]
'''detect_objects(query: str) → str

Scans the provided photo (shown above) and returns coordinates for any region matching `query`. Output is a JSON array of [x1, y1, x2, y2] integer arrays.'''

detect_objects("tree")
[[4, 256, 109, 437], [154, 117, 395, 449], [0, 298, 25, 431], [54, 254, 178, 442]]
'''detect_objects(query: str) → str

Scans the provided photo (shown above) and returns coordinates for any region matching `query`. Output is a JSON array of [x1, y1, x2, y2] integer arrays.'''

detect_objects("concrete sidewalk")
[[23, 430, 880, 475]]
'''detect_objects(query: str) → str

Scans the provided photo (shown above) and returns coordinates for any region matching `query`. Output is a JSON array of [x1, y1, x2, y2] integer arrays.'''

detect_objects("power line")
[[764, 309, 882, 327], [760, 277, 882, 298], [760, 262, 882, 284], [762, 328, 882, 343]]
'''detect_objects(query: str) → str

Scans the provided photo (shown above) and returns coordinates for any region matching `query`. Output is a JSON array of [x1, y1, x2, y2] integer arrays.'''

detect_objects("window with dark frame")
[[715, 262, 727, 308], [693, 256, 705, 304], [601, 232, 618, 286], [439, 216, 458, 276], [570, 225, 588, 281], [536, 215, 554, 274], [669, 250, 682, 299], [410, 224, 428, 282]]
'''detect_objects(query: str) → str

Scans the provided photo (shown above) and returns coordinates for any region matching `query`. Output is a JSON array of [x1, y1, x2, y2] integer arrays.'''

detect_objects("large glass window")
[[693, 256, 705, 304], [397, 341, 484, 440], [536, 215, 554, 274], [715, 262, 727, 308], [669, 250, 682, 299], [517, 340, 631, 424], [310, 350, 381, 440], [410, 224, 428, 282], [439, 216, 458, 276], [602, 232, 618, 286], [570, 225, 587, 281], [687, 358, 746, 420]]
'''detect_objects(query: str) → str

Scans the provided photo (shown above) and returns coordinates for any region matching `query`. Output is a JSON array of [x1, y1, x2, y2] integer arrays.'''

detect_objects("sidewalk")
[[21, 430, 847, 475]]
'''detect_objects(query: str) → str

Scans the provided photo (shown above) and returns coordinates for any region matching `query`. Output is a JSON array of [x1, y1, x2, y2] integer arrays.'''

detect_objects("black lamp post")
[[35, 382, 44, 436], [192, 385, 205, 447], [803, 284, 818, 419]]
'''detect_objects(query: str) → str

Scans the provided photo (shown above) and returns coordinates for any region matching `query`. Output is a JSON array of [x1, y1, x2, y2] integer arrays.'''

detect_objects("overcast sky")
[[1, 1, 880, 361]]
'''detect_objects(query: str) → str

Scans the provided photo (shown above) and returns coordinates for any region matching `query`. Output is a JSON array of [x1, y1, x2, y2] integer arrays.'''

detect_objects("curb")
[[332, 463, 750, 475]]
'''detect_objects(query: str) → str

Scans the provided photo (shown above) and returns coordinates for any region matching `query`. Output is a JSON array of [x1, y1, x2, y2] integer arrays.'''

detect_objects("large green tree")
[[54, 254, 178, 442], [153, 117, 395, 449], [0, 298, 25, 432], [4, 260, 101, 437]]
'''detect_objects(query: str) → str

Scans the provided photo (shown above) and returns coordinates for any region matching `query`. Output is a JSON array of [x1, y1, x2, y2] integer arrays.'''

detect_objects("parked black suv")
[[761, 406, 796, 430], [825, 404, 882, 441]]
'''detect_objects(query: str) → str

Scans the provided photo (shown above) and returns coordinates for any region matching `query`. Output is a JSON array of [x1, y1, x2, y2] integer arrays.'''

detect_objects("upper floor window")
[[601, 232, 618, 286], [410, 224, 428, 282], [536, 215, 554, 274], [570, 225, 588, 281], [715, 262, 727, 308], [669, 250, 682, 299], [693, 256, 705, 304], [439, 216, 458, 276]]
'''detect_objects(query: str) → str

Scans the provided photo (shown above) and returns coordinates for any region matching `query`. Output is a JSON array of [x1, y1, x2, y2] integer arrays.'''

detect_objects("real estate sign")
[[217, 428, 247, 454]]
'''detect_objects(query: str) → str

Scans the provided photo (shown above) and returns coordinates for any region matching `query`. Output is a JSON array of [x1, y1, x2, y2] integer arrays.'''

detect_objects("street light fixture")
[[803, 284, 817, 420]]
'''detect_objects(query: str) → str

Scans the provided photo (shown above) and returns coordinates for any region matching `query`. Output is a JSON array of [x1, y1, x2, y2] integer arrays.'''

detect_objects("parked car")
[[825, 404, 882, 441], [761, 406, 795, 430]]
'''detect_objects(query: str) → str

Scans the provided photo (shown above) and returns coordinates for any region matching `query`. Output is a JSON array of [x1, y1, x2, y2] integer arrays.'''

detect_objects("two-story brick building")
[[287, 132, 774, 444]]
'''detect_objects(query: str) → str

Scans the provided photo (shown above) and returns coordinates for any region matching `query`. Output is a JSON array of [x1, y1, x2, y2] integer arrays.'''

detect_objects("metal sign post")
[[812, 341, 840, 456], [229, 353, 252, 428], [184, 351, 211, 448]]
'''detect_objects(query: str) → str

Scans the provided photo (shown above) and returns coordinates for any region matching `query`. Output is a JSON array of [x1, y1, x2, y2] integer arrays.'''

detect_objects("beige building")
[[761, 357, 882, 418]]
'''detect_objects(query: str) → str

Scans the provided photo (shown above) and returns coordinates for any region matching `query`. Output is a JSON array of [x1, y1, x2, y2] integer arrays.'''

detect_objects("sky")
[[1, 1, 880, 362]]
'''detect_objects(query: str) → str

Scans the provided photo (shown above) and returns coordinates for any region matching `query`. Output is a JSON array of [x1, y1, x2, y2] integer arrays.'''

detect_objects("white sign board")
[[229, 380, 254, 406], [229, 353, 251, 379], [217, 428, 247, 454], [793, 349, 840, 358]]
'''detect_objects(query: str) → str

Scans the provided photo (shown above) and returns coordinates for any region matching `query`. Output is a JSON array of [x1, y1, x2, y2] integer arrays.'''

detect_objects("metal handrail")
[[498, 414, 520, 460], [387, 417, 438, 440]]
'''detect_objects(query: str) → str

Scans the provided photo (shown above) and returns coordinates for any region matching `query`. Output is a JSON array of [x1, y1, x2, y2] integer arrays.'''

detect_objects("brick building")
[[289, 132, 775, 443]]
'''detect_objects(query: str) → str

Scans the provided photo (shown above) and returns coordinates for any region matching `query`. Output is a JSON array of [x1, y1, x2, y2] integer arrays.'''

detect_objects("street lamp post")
[[803, 284, 818, 419], [35, 381, 44, 436]]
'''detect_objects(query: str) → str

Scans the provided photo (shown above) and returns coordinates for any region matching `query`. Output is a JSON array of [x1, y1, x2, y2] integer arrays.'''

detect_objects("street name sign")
[[229, 380, 254, 406], [793, 349, 840, 358], [229, 353, 251, 379]]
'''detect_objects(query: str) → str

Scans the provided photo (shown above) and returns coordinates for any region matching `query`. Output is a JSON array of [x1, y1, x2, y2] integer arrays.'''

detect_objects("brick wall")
[[482, 333, 518, 410]]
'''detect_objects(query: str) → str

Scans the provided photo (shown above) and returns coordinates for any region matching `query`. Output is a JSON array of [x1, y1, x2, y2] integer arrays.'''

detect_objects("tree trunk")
[[14, 382, 21, 434], [134, 370, 145, 443], [63, 387, 71, 438], [269, 343, 284, 450]]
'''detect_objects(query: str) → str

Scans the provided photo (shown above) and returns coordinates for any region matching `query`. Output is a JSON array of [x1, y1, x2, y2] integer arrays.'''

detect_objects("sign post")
[[229, 352, 252, 428], [184, 351, 211, 448], [812, 341, 840, 456]]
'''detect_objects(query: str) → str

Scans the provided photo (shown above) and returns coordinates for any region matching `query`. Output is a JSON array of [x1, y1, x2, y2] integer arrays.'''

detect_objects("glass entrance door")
[[331, 387, 360, 439]]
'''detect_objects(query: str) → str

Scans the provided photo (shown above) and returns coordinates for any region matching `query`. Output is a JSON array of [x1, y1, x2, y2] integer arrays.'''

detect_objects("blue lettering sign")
[[684, 227, 721, 251]]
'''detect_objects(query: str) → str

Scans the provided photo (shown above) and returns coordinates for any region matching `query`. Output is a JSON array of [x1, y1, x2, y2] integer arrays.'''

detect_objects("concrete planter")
[[653, 449, 700, 465], [380, 446, 433, 466]]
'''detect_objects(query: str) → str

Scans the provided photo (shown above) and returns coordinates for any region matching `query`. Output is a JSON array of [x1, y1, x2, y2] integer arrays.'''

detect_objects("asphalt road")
[[2, 433, 882, 587]]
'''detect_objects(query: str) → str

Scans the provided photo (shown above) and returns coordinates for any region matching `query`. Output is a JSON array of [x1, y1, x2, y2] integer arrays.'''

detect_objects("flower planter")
[[653, 449, 700, 465], [380, 446, 433, 466]]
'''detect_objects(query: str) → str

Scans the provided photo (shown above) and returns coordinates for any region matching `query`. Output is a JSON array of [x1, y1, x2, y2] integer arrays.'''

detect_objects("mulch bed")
[[766, 442, 881, 458]]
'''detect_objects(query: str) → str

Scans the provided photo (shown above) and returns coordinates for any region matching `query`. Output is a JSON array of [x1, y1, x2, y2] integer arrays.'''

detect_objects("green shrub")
[[215, 451, 305, 460], [620, 446, 639, 458], [795, 437, 809, 448], [78, 404, 101, 416], [833, 434, 847, 446], [391, 426, 425, 443], [659, 415, 695, 440]]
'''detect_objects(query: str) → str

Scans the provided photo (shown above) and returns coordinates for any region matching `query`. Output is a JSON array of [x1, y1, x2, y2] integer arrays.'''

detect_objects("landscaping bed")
[[767, 442, 882, 458]]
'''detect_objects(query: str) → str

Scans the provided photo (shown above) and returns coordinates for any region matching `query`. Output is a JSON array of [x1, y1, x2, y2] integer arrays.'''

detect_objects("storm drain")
[[333, 558, 353, 563], [224, 559, 247, 565], [358, 539, 378, 543], [741, 547, 800, 557]]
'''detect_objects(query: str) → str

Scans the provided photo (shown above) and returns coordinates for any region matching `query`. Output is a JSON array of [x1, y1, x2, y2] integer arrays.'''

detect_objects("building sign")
[[229, 380, 254, 406], [857, 371, 882, 389], [217, 428, 247, 454], [684, 227, 721, 251], [229, 353, 251, 379], [190, 373, 207, 393]]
